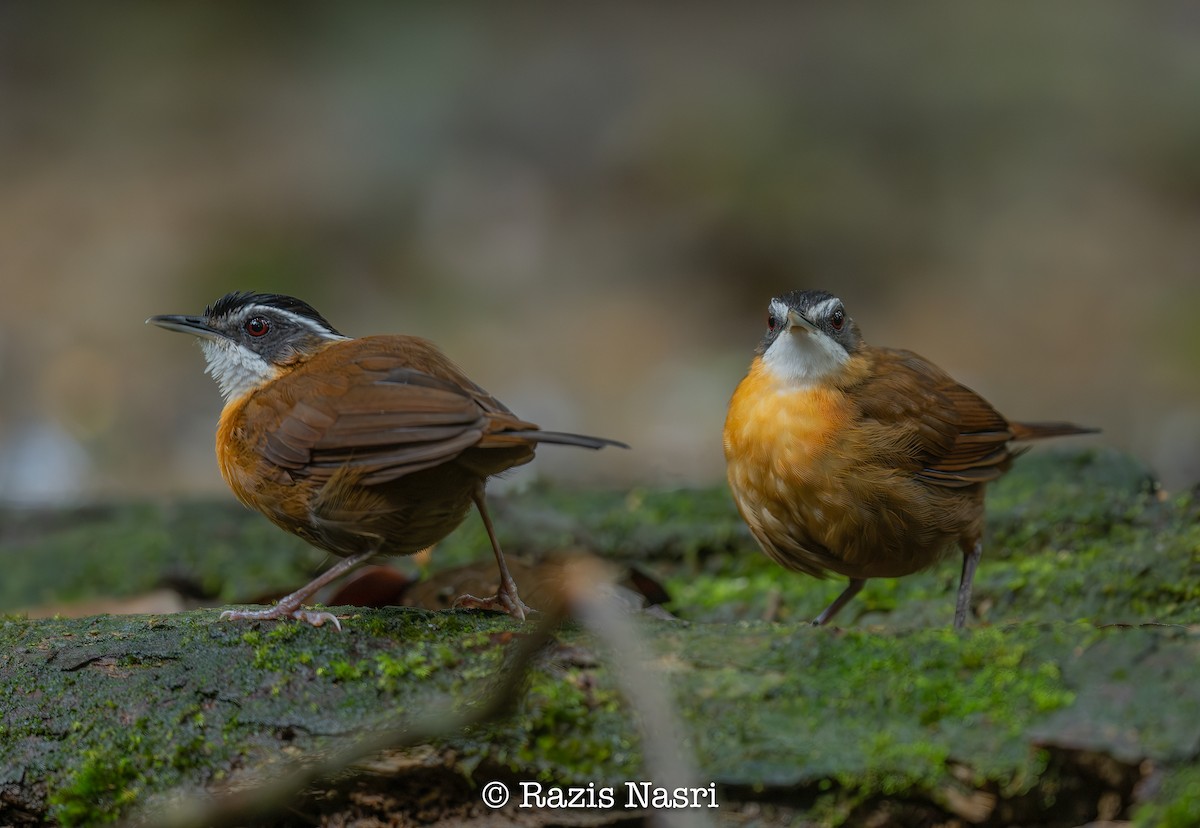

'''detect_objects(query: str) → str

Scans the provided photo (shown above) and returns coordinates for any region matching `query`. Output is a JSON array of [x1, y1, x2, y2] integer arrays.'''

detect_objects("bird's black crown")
[[205, 291, 343, 337]]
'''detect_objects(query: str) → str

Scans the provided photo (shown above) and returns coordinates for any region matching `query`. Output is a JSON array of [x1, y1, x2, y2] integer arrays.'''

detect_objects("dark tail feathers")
[[500, 429, 629, 450], [1009, 421, 1099, 442]]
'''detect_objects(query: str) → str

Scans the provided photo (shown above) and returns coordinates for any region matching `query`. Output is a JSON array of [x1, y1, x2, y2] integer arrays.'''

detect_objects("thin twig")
[[562, 556, 714, 828]]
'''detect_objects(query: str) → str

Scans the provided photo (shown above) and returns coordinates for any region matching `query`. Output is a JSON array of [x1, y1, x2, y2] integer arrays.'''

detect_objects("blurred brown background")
[[1, 3, 1197, 505]]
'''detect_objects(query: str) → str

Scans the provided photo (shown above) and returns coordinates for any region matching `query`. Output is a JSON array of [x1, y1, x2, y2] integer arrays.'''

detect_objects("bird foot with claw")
[[219, 606, 342, 630], [453, 589, 535, 621]]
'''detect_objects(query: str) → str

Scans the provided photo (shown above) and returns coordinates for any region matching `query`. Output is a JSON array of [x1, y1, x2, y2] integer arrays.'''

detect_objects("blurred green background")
[[0, 2, 1197, 504]]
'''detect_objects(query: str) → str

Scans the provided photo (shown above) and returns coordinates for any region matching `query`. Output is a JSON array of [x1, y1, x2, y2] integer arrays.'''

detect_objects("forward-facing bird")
[[150, 292, 625, 627], [723, 290, 1095, 629]]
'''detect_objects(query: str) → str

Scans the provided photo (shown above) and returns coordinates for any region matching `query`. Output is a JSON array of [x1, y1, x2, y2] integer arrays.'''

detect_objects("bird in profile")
[[149, 291, 626, 627], [723, 290, 1095, 629]]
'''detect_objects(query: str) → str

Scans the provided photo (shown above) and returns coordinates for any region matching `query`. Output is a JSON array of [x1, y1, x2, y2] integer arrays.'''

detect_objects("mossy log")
[[1, 448, 1198, 826]]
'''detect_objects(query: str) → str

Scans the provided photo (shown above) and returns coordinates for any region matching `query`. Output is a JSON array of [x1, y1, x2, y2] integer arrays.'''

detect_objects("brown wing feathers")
[[861, 348, 1093, 489], [259, 341, 622, 486]]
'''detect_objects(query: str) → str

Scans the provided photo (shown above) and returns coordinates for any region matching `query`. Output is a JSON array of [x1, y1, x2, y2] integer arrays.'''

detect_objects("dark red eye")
[[830, 308, 845, 331], [245, 316, 270, 337], [767, 312, 778, 332]]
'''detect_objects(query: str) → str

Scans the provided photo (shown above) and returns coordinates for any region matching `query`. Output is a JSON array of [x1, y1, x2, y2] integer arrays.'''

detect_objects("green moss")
[[319, 659, 366, 682], [4, 608, 1200, 824], [0, 610, 547, 823], [1136, 765, 1200, 827], [51, 744, 141, 826], [245, 619, 315, 671], [670, 621, 1081, 804], [469, 664, 641, 785], [376, 645, 443, 682], [0, 501, 325, 612], [48, 708, 217, 827], [3, 450, 1199, 823], [314, 637, 463, 689]]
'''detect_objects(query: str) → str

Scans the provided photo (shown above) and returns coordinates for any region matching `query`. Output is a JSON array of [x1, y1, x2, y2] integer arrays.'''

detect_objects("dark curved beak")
[[146, 314, 226, 341]]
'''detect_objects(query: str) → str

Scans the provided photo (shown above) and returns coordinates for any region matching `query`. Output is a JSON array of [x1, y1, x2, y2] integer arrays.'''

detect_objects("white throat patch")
[[761, 306, 849, 387], [199, 339, 278, 402]]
